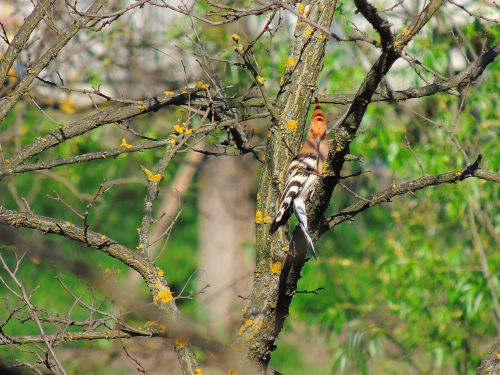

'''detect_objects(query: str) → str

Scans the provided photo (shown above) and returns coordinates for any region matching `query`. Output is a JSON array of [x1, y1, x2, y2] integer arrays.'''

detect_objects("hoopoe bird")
[[269, 99, 329, 259]]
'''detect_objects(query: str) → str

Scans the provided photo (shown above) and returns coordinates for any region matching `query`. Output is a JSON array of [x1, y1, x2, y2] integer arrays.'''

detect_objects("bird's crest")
[[310, 98, 326, 139]]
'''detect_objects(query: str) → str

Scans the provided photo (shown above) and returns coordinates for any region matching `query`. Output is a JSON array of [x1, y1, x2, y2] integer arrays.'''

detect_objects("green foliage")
[[1, 3, 498, 374], [286, 14, 499, 373]]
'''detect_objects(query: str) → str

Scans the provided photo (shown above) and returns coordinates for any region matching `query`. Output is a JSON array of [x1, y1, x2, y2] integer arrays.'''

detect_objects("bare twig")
[[0, 254, 67, 374]]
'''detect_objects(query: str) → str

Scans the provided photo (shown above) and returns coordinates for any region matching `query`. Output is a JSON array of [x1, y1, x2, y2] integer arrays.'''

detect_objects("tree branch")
[[325, 156, 499, 230], [0, 111, 266, 179], [0, 0, 55, 87], [3, 89, 202, 169], [354, 0, 394, 49], [0, 329, 154, 346], [0, 0, 108, 123], [319, 42, 499, 104], [0, 205, 200, 373]]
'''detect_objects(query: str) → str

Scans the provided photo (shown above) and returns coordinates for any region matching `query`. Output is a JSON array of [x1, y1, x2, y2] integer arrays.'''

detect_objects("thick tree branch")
[[354, 0, 394, 49], [0, 206, 150, 275]]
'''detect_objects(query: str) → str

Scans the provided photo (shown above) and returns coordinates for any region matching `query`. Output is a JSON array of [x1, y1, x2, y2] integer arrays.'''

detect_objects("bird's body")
[[269, 100, 329, 259]]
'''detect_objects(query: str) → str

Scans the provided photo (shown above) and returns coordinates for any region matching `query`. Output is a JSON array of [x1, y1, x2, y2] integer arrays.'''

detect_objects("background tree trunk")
[[198, 155, 256, 333]]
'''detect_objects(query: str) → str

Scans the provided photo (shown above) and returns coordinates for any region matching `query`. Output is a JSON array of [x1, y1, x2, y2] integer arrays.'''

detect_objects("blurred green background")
[[1, 1, 499, 374]]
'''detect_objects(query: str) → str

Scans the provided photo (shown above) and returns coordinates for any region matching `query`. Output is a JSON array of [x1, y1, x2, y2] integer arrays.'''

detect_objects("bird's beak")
[[315, 135, 321, 145]]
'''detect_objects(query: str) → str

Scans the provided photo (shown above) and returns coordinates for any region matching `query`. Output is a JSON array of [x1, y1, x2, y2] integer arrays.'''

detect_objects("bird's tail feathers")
[[299, 223, 317, 260], [293, 198, 317, 260]]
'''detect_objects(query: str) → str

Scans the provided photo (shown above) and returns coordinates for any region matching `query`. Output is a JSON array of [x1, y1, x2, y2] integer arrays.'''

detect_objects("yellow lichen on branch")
[[234, 44, 244, 54], [173, 124, 185, 134], [195, 81, 210, 90], [143, 168, 162, 183], [239, 319, 254, 336], [153, 289, 173, 304], [136, 101, 147, 111], [255, 210, 263, 224], [120, 138, 133, 149], [285, 57, 296, 70], [271, 261, 283, 274], [175, 337, 186, 348], [287, 119, 298, 132], [156, 267, 165, 277]]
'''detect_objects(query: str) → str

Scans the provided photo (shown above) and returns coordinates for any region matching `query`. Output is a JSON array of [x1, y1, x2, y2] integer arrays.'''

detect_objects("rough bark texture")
[[236, 0, 448, 372], [477, 337, 500, 375], [234, 1, 336, 370]]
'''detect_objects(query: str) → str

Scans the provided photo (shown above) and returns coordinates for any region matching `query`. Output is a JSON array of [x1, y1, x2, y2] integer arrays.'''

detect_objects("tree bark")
[[234, 1, 337, 370], [477, 337, 500, 375]]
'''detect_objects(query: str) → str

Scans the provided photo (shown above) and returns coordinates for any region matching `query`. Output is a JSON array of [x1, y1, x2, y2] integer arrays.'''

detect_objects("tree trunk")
[[477, 337, 500, 375], [198, 155, 256, 333]]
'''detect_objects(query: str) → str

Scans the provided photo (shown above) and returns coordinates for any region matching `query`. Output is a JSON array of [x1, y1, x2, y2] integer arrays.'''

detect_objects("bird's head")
[[309, 98, 327, 143]]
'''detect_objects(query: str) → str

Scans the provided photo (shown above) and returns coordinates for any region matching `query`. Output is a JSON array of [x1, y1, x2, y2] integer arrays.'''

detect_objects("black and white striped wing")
[[269, 154, 317, 233]]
